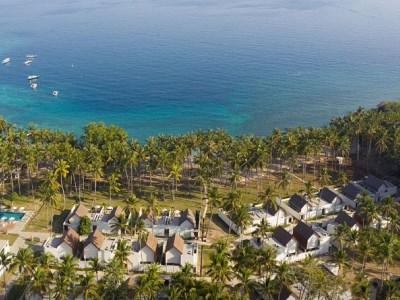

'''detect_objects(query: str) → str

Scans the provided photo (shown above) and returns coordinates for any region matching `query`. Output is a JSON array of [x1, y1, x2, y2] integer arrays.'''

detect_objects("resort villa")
[[218, 204, 290, 235], [43, 228, 80, 258], [139, 209, 198, 239], [63, 204, 130, 234]]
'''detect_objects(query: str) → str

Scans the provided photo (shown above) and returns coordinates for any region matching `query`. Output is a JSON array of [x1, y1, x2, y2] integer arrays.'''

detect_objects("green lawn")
[[0, 233, 19, 246]]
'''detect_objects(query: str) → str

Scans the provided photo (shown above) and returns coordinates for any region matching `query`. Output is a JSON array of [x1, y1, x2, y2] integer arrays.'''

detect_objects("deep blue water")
[[1, 0, 400, 141]]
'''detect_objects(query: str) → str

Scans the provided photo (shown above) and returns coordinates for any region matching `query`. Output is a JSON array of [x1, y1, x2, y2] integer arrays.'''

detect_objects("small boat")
[[52, 91, 59, 96], [26, 54, 37, 59], [30, 83, 38, 90], [2, 58, 10, 64], [24, 60, 33, 65], [27, 75, 39, 80]]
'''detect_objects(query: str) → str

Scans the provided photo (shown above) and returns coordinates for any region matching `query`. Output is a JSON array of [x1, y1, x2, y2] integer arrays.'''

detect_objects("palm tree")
[[0, 249, 12, 298], [276, 171, 291, 196], [58, 254, 79, 290], [114, 239, 132, 271], [74, 271, 100, 300], [336, 171, 348, 186], [317, 166, 331, 187], [124, 193, 140, 214], [206, 251, 234, 284], [379, 196, 399, 224], [275, 261, 295, 300], [232, 203, 252, 241], [382, 279, 400, 300], [39, 182, 60, 235], [25, 266, 48, 299], [107, 173, 121, 204], [377, 231, 399, 282], [333, 223, 350, 250], [252, 218, 272, 243], [346, 229, 359, 269], [10, 248, 35, 280], [88, 257, 104, 282], [146, 193, 160, 218], [53, 276, 70, 300], [351, 271, 370, 300], [259, 185, 278, 209], [167, 163, 182, 206], [250, 275, 278, 300], [54, 159, 69, 209], [234, 267, 253, 299], [206, 186, 222, 237], [90, 158, 104, 205], [111, 213, 129, 236], [332, 249, 351, 275]]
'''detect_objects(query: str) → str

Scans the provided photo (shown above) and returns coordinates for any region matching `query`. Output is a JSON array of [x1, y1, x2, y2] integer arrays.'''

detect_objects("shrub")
[[77, 216, 91, 235]]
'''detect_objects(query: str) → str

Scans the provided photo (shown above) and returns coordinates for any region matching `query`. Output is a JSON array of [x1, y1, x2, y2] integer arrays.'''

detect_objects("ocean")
[[1, 0, 400, 141]]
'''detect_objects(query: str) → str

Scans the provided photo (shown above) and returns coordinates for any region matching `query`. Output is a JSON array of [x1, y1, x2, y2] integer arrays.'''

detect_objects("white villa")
[[129, 233, 198, 272], [218, 204, 290, 235], [358, 175, 397, 202], [140, 209, 197, 238], [43, 228, 80, 258], [263, 221, 331, 263], [326, 211, 360, 235], [63, 204, 129, 234], [0, 240, 10, 277], [83, 229, 119, 262]]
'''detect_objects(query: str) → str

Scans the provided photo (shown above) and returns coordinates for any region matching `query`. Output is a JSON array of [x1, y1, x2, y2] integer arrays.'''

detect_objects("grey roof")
[[272, 226, 293, 246], [341, 183, 362, 200], [289, 194, 307, 212], [265, 203, 279, 216], [363, 175, 386, 192], [293, 221, 315, 249], [179, 209, 195, 227], [335, 211, 356, 228], [318, 187, 340, 203]]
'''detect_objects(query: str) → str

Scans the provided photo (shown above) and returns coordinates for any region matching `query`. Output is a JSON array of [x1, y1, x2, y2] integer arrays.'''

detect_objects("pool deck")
[[0, 211, 34, 235]]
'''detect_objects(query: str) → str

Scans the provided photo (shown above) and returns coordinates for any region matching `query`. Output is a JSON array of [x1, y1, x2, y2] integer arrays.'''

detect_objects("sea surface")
[[1, 0, 400, 141]]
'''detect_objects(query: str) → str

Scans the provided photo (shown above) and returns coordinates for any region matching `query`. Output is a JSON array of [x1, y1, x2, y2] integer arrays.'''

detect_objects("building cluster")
[[43, 204, 199, 272], [219, 175, 397, 263]]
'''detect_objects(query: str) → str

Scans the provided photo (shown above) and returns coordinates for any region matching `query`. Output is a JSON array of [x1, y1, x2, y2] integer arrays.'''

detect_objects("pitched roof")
[[293, 221, 316, 249], [179, 209, 195, 227], [289, 194, 307, 212], [140, 212, 154, 223], [141, 233, 158, 253], [104, 206, 124, 222], [341, 183, 362, 200], [318, 187, 340, 203], [58, 228, 80, 255], [335, 211, 356, 228], [68, 204, 88, 222], [265, 203, 279, 216], [166, 234, 184, 254], [84, 229, 105, 250], [363, 175, 386, 192], [272, 226, 293, 246]]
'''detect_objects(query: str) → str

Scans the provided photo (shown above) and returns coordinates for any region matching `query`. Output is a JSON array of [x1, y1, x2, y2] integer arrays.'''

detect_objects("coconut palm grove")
[[0, 102, 399, 299]]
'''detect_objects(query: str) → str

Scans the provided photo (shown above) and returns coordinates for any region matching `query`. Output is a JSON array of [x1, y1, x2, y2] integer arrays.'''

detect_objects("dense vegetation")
[[0, 102, 400, 298]]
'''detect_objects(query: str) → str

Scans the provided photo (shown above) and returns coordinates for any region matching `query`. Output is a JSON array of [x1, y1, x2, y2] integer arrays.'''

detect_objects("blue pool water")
[[0, 212, 25, 221], [1, 1, 400, 141]]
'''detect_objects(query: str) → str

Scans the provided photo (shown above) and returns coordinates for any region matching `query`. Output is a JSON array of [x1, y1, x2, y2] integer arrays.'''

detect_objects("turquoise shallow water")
[[1, 0, 400, 141]]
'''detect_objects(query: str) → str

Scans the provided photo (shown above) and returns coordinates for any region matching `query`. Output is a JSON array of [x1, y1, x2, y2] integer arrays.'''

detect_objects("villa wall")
[[83, 243, 98, 260], [166, 248, 181, 265]]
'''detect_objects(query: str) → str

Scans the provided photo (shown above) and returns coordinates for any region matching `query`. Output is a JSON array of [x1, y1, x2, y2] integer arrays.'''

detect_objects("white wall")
[[286, 239, 297, 255], [307, 234, 319, 250], [140, 246, 155, 263], [68, 216, 81, 230], [57, 242, 73, 258], [179, 221, 194, 238], [84, 243, 98, 260], [166, 248, 181, 265]]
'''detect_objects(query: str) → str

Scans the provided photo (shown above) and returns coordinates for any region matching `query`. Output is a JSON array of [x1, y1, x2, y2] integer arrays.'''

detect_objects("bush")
[[77, 216, 91, 235]]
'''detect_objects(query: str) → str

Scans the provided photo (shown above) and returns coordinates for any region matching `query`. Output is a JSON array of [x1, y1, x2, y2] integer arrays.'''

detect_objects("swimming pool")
[[0, 212, 25, 220]]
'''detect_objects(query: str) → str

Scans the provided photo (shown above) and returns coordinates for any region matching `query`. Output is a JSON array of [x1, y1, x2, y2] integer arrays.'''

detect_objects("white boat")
[[2, 58, 10, 64], [27, 75, 39, 80], [52, 91, 59, 96], [31, 83, 38, 90], [26, 54, 37, 59], [24, 60, 33, 65]]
